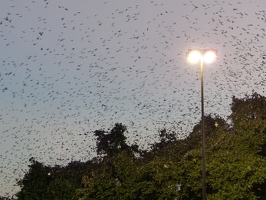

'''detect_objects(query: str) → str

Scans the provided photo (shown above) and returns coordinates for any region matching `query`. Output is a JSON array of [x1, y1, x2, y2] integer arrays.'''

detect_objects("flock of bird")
[[0, 0, 265, 197]]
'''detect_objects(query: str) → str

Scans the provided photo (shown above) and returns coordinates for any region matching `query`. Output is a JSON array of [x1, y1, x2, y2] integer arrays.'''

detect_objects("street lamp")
[[186, 49, 218, 200]]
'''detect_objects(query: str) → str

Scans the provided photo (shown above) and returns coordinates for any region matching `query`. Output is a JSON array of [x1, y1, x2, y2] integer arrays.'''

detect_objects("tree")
[[15, 93, 266, 199], [178, 126, 266, 199], [230, 93, 266, 135], [94, 123, 138, 157], [16, 158, 53, 200], [208, 130, 266, 199], [151, 128, 177, 151], [76, 123, 141, 199], [178, 93, 266, 199], [185, 115, 229, 151], [46, 161, 95, 200], [229, 93, 266, 199], [135, 156, 182, 200], [16, 158, 96, 200], [75, 150, 141, 200]]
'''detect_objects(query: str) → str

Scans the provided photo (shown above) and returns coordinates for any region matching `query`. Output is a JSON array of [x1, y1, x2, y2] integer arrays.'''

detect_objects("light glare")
[[203, 51, 217, 63], [187, 50, 201, 64], [187, 49, 217, 64]]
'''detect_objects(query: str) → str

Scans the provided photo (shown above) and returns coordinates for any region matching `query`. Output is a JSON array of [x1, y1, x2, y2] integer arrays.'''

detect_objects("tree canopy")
[[14, 92, 266, 199]]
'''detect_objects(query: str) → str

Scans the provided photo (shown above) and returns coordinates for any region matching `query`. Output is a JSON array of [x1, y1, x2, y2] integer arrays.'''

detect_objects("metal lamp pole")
[[200, 58, 206, 200], [187, 49, 217, 200]]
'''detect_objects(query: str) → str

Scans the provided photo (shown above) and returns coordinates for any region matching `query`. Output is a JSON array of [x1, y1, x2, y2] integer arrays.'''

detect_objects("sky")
[[1, 0, 266, 197]]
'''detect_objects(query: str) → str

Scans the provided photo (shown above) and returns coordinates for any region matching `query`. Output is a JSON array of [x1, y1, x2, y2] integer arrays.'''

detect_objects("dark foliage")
[[15, 93, 266, 200]]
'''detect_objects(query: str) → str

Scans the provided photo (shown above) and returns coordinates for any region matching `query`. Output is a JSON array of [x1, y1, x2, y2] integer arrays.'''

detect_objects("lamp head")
[[187, 49, 202, 64], [187, 49, 218, 64]]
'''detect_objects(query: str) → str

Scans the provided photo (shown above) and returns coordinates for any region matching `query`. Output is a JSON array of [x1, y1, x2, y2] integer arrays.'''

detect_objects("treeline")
[[14, 93, 266, 199]]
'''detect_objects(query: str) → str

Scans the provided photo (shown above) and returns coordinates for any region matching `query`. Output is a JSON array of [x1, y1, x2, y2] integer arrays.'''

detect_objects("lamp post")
[[186, 49, 218, 200]]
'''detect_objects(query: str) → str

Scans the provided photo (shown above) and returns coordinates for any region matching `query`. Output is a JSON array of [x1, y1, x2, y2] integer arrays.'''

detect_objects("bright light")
[[187, 49, 217, 64], [203, 51, 217, 63], [187, 50, 202, 64]]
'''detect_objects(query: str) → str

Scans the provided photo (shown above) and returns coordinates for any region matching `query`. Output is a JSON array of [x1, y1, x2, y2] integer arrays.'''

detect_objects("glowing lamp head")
[[187, 49, 218, 64], [203, 50, 217, 63], [187, 50, 202, 64]]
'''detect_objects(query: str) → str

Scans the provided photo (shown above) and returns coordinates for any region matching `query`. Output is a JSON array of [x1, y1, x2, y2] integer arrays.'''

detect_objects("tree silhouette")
[[94, 123, 138, 157], [15, 93, 266, 199]]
